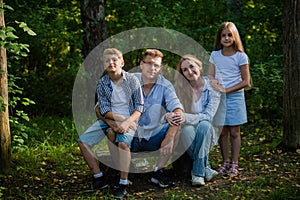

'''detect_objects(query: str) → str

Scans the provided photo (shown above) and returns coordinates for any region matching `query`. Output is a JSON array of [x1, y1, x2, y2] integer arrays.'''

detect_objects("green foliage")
[[246, 55, 283, 121], [6, 0, 83, 116], [1, 117, 299, 199], [5, 0, 284, 121], [0, 3, 37, 151], [0, 186, 4, 198], [12, 117, 78, 175]]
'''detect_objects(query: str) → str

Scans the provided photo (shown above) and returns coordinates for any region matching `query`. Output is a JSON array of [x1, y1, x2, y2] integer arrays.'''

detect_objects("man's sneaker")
[[151, 169, 175, 188], [205, 167, 218, 182], [91, 176, 109, 190], [191, 175, 205, 186], [114, 184, 128, 199]]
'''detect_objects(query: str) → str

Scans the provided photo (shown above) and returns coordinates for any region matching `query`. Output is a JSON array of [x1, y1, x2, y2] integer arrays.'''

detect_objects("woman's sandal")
[[218, 162, 230, 176], [228, 162, 239, 178]]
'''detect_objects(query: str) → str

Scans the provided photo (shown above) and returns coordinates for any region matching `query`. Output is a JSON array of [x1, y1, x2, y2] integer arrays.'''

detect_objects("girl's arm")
[[225, 64, 251, 94], [207, 63, 216, 80], [207, 62, 220, 91]]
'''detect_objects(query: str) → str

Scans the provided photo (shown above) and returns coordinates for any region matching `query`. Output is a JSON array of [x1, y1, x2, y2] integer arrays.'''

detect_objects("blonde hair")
[[174, 55, 203, 113], [103, 48, 124, 61], [213, 22, 244, 52]]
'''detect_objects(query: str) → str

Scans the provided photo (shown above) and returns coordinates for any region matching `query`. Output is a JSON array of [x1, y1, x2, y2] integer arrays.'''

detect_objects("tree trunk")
[[0, 0, 12, 171], [282, 0, 300, 149], [80, 0, 106, 110], [80, 0, 106, 58]]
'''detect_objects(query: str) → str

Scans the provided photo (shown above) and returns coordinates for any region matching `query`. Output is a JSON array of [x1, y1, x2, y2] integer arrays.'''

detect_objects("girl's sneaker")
[[228, 162, 239, 178], [218, 162, 230, 176]]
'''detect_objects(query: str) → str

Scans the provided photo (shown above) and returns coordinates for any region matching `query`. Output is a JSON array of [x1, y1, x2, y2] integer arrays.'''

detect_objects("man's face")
[[140, 55, 162, 80], [103, 54, 124, 73]]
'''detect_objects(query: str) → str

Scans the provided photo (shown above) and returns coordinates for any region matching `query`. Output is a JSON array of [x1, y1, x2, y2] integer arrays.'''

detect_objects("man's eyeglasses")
[[142, 60, 161, 69]]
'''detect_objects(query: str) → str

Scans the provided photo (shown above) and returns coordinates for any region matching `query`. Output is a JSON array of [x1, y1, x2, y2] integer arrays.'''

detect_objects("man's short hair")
[[143, 49, 164, 59]]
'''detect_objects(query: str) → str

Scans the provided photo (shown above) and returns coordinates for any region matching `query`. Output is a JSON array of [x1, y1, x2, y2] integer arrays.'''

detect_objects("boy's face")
[[140, 55, 162, 80], [103, 54, 124, 73]]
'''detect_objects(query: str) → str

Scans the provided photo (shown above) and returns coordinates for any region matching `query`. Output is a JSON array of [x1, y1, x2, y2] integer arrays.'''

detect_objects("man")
[[114, 49, 184, 198]]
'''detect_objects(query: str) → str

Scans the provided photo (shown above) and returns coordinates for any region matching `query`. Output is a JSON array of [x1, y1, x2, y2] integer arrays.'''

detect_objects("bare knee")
[[107, 129, 116, 143], [118, 142, 130, 151]]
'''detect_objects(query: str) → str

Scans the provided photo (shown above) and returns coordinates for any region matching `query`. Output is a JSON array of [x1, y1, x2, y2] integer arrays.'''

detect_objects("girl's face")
[[103, 54, 124, 73], [180, 59, 201, 81], [220, 28, 234, 47]]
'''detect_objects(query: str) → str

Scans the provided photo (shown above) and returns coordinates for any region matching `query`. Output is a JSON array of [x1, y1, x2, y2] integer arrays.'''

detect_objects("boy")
[[77, 48, 144, 191]]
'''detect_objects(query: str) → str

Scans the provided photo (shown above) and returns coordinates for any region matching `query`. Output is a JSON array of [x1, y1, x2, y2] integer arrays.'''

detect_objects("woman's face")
[[180, 59, 201, 81]]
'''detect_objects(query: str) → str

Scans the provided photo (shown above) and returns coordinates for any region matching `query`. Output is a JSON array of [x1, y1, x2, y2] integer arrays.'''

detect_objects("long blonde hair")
[[174, 55, 203, 113], [213, 22, 244, 52]]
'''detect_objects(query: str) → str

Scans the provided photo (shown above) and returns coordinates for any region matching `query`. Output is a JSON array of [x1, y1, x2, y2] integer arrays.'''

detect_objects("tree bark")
[[80, 0, 106, 58], [0, 0, 12, 171], [282, 0, 300, 149], [80, 0, 106, 110]]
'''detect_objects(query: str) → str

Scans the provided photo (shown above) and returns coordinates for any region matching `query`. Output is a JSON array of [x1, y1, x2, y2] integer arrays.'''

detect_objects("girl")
[[208, 22, 251, 177]]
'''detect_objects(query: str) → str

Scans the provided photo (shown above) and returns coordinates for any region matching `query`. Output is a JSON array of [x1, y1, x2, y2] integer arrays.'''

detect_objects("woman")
[[167, 55, 222, 186]]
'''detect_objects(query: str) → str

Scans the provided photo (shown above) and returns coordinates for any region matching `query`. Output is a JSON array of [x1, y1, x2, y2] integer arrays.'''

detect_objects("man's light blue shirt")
[[134, 73, 184, 140]]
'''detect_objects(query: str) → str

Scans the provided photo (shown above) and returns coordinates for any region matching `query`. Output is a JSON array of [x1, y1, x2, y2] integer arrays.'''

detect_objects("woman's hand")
[[166, 112, 185, 126], [210, 79, 225, 93]]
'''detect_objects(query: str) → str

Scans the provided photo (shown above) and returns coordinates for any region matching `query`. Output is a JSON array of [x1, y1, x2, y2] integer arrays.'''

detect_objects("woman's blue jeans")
[[181, 120, 213, 177]]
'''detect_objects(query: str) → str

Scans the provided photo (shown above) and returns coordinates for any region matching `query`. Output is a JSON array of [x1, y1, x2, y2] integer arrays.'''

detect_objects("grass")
[[0, 116, 299, 199]]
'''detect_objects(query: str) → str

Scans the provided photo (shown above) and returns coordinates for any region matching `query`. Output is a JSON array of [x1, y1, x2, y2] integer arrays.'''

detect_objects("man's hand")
[[160, 134, 175, 156]]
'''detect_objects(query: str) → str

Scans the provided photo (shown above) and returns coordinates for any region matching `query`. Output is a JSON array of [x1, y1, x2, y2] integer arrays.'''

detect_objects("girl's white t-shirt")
[[209, 50, 248, 89]]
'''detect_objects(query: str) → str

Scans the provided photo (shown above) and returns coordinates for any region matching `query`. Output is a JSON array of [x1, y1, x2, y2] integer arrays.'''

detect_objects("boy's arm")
[[95, 106, 122, 133], [118, 110, 142, 133], [104, 111, 127, 122]]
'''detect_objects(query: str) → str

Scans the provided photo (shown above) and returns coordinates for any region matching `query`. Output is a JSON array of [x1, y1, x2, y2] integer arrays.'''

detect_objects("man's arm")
[[160, 108, 182, 156]]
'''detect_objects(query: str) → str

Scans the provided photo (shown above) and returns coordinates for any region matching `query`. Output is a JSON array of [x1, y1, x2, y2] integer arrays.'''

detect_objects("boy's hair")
[[213, 22, 244, 53], [143, 49, 164, 59], [103, 48, 124, 61]]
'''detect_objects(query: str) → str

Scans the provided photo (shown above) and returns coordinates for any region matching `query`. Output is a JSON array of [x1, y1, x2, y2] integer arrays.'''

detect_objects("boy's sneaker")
[[151, 169, 175, 188], [114, 184, 128, 199], [91, 176, 108, 191], [191, 175, 205, 186], [205, 167, 218, 182]]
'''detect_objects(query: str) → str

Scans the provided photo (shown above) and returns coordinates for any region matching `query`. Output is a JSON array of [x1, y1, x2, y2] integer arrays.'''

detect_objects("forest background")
[[1, 0, 299, 199], [6, 0, 283, 120]]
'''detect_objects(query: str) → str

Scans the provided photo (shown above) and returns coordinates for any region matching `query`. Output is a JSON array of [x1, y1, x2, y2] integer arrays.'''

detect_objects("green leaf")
[[6, 31, 18, 40], [15, 21, 37, 36]]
